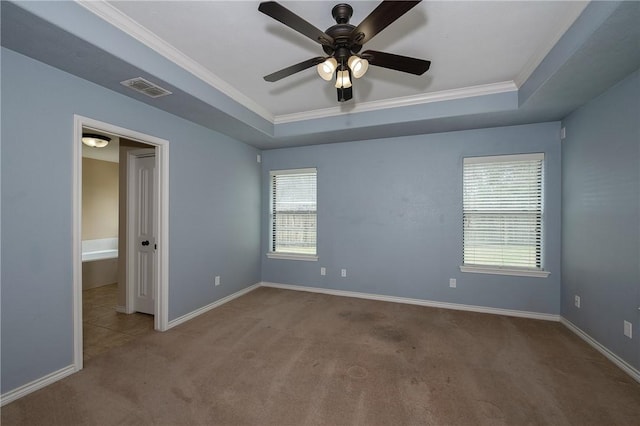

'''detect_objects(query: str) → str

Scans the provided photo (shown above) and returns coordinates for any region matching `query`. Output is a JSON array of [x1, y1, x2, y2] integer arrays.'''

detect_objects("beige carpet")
[[3, 287, 640, 425]]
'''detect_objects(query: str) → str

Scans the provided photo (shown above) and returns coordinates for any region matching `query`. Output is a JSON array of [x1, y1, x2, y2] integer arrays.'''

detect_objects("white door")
[[131, 152, 156, 314]]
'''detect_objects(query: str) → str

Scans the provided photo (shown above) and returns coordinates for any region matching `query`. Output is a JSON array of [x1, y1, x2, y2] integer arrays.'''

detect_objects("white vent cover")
[[120, 77, 172, 98]]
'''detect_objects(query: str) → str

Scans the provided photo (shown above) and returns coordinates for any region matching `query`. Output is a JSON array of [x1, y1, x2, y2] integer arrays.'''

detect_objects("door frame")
[[72, 115, 170, 372], [126, 148, 156, 314]]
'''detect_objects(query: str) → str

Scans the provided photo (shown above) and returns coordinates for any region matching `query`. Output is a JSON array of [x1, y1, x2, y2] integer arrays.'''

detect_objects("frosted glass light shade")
[[334, 70, 352, 89], [317, 58, 337, 81], [82, 133, 110, 148], [348, 56, 369, 78]]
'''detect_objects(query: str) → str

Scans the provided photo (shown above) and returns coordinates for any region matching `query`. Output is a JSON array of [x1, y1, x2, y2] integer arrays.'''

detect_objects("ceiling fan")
[[259, 1, 431, 102]]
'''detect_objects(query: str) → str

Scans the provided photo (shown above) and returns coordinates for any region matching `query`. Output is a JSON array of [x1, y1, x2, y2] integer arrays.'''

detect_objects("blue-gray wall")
[[4, 34, 635, 399], [561, 69, 640, 370], [261, 122, 562, 314], [0, 48, 261, 393]]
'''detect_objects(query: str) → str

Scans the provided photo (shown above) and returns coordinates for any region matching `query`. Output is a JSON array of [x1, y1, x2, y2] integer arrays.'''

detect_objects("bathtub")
[[82, 237, 118, 262], [82, 237, 118, 289]]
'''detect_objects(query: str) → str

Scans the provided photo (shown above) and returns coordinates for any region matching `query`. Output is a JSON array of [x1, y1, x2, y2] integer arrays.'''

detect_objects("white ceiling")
[[5, 1, 637, 148], [99, 1, 588, 120]]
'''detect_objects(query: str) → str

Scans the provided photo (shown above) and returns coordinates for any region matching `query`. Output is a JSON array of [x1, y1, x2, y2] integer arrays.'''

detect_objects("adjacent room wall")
[[561, 69, 640, 371], [261, 122, 562, 315], [0, 47, 261, 394], [82, 157, 119, 240], [81, 157, 119, 289]]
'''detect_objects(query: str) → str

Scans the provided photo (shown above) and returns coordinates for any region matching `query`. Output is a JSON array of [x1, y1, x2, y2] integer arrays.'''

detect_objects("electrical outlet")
[[214, 276, 220, 286], [257, 154, 261, 163], [449, 278, 457, 288], [574, 295, 580, 308], [320, 267, 326, 276], [341, 268, 347, 277], [624, 321, 632, 338]]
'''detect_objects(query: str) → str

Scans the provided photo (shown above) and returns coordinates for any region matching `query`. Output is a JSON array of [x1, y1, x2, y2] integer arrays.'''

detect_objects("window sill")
[[266, 252, 318, 262], [460, 265, 550, 278]]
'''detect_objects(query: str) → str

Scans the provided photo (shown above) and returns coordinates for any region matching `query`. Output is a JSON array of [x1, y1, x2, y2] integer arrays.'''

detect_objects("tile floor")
[[83, 283, 154, 361]]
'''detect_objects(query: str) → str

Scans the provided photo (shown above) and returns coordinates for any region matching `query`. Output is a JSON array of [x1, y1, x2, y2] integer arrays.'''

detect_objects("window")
[[462, 153, 548, 277], [268, 168, 317, 260]]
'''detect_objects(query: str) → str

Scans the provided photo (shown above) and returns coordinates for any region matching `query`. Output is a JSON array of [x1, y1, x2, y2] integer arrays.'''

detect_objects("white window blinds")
[[270, 168, 317, 255], [463, 153, 544, 270]]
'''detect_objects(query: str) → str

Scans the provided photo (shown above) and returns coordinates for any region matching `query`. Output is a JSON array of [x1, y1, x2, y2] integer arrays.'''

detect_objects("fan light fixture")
[[318, 56, 366, 87], [82, 133, 111, 148], [317, 57, 337, 81]]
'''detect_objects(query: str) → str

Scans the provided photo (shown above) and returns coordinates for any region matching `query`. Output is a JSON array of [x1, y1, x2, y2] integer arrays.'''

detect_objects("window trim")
[[460, 265, 550, 278], [268, 167, 318, 261], [266, 252, 318, 261], [461, 153, 548, 278]]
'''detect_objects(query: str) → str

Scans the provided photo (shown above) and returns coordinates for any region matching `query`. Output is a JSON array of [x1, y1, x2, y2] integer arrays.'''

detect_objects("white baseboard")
[[1, 364, 76, 407], [167, 283, 261, 329], [114, 305, 128, 314], [560, 318, 640, 383], [259, 282, 560, 322]]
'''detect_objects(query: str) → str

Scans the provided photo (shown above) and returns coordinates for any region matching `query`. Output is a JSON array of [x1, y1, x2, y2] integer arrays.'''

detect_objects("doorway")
[[73, 115, 169, 372]]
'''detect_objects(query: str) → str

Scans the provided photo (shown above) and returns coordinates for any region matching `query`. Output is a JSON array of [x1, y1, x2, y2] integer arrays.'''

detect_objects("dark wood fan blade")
[[350, 1, 421, 46], [259, 2, 334, 46], [264, 57, 326, 82], [362, 50, 430, 75]]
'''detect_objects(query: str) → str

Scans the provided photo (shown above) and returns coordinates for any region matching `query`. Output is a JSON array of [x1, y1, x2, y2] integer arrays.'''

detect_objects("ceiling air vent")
[[120, 77, 172, 98]]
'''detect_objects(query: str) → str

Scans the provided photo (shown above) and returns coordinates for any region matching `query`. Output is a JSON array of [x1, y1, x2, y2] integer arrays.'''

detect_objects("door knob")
[[141, 240, 150, 246]]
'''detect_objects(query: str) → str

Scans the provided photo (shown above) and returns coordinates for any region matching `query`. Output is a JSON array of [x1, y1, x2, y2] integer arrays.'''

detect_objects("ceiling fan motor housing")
[[323, 3, 362, 57]]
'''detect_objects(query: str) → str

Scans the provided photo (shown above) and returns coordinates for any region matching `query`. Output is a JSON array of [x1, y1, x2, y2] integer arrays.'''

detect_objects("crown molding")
[[514, 1, 589, 87], [76, 0, 274, 122], [274, 81, 518, 124], [76, 1, 572, 129]]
